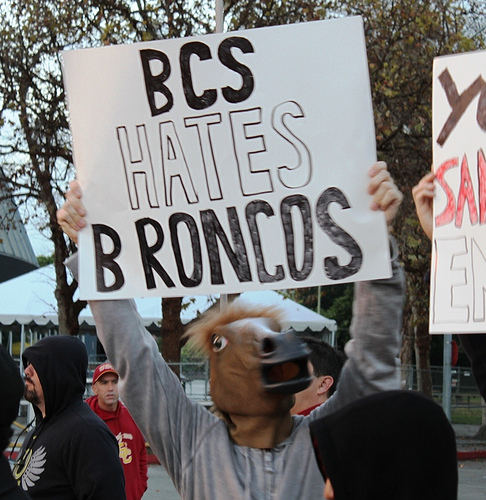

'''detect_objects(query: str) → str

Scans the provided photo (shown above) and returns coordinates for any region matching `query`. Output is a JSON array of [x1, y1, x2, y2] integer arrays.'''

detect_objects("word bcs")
[[140, 36, 254, 116]]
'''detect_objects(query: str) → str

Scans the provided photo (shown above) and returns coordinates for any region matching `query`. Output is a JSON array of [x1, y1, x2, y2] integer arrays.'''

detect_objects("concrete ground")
[[458, 459, 486, 500], [142, 465, 179, 499], [455, 424, 486, 500]]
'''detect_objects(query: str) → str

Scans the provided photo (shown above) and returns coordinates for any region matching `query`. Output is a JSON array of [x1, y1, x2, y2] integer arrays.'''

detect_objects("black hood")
[[0, 345, 24, 428], [309, 390, 458, 500], [22, 336, 87, 421]]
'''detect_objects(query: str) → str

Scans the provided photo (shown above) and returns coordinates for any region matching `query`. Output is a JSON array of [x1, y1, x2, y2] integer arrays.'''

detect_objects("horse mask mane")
[[184, 303, 311, 418]]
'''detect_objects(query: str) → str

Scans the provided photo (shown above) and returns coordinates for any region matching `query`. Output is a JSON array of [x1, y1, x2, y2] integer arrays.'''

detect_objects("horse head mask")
[[185, 303, 311, 418]]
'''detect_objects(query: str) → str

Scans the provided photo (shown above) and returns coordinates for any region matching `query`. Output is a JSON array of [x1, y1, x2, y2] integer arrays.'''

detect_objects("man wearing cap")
[[12, 336, 126, 499], [0, 345, 31, 499], [86, 362, 148, 500]]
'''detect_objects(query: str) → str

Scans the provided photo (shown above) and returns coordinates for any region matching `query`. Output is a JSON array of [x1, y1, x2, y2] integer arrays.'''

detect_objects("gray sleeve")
[[312, 237, 406, 419], [66, 255, 217, 489]]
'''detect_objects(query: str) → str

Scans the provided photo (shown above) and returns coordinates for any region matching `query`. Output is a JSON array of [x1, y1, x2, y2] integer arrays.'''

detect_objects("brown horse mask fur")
[[184, 303, 311, 448]]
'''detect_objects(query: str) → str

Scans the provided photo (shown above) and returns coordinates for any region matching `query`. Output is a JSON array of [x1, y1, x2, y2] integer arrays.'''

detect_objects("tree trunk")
[[17, 73, 86, 336], [414, 321, 433, 397], [161, 297, 183, 378], [400, 304, 414, 389], [50, 188, 86, 336]]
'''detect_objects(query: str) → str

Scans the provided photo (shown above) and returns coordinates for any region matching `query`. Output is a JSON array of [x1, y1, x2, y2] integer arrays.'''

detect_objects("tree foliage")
[[345, 0, 484, 394], [245, 0, 485, 394], [0, 1, 92, 335], [37, 253, 55, 267]]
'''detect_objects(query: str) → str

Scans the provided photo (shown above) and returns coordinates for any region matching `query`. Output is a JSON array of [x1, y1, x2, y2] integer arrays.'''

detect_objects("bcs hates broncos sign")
[[62, 16, 391, 300]]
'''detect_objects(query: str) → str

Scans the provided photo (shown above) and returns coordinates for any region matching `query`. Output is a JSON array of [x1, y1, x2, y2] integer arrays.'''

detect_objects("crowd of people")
[[0, 97, 470, 499]]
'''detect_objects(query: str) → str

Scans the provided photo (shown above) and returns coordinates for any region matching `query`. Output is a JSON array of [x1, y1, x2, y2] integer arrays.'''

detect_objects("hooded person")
[[86, 362, 148, 500], [0, 345, 31, 499], [309, 390, 458, 500], [12, 336, 126, 500]]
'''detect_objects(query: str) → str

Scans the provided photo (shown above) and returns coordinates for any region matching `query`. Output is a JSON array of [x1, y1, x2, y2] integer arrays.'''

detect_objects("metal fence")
[[401, 364, 485, 426], [168, 361, 212, 403], [151, 362, 485, 409], [84, 358, 486, 411], [17, 361, 486, 429], [401, 364, 481, 404]]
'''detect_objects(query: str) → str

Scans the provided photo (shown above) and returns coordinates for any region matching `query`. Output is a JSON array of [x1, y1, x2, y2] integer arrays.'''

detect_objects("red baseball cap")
[[92, 362, 118, 384]]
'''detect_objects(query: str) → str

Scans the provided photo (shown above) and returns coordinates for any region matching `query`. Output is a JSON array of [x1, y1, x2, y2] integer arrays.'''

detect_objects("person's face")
[[93, 373, 119, 411], [291, 361, 318, 414], [324, 478, 335, 499], [24, 362, 44, 410]]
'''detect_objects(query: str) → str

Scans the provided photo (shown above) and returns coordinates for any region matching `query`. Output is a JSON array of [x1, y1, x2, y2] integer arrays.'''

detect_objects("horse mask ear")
[[183, 303, 284, 355]]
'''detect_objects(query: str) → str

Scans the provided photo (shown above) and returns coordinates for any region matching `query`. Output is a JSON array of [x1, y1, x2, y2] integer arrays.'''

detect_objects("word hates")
[[117, 102, 312, 209], [435, 148, 486, 229], [92, 189, 363, 292]]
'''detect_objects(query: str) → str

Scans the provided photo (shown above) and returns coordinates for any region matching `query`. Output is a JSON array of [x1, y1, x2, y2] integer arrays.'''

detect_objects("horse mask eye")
[[211, 334, 228, 352]]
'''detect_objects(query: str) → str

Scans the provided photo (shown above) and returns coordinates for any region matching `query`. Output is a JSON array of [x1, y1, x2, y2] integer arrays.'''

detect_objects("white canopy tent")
[[0, 264, 337, 358]]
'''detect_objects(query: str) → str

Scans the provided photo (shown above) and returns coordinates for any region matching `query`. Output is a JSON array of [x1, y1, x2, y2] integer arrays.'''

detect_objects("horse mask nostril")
[[262, 337, 277, 356]]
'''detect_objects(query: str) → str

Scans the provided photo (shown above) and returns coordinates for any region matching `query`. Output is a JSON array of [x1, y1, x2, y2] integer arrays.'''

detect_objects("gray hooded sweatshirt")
[[68, 243, 405, 500]]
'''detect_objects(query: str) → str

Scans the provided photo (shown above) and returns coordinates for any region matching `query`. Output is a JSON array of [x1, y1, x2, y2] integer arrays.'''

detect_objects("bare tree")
[[0, 1, 211, 360]]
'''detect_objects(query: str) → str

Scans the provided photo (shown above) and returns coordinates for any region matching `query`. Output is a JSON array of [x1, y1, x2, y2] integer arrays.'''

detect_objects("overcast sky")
[[27, 223, 54, 257]]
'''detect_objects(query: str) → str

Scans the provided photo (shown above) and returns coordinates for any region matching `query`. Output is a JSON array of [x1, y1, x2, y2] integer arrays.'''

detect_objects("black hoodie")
[[12, 336, 126, 500], [309, 390, 458, 500]]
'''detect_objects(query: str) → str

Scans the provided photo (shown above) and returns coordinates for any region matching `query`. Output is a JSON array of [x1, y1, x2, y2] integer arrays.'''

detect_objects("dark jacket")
[[459, 334, 486, 401], [0, 454, 31, 499], [310, 390, 458, 500], [12, 336, 126, 500], [0, 345, 30, 499]]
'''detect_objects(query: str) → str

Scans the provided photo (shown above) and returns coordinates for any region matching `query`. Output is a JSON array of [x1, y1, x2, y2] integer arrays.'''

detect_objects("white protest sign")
[[431, 50, 486, 333], [62, 16, 391, 300]]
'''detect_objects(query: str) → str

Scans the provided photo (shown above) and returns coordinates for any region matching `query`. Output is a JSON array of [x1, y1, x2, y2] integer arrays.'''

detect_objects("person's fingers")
[[65, 181, 86, 215], [57, 203, 86, 231], [411, 173, 435, 239], [367, 162, 402, 225], [56, 181, 86, 245], [369, 173, 401, 210], [69, 179, 81, 195], [375, 183, 403, 225], [57, 220, 79, 245], [412, 174, 436, 204], [367, 161, 389, 195], [413, 185, 434, 204], [380, 184, 403, 213]]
